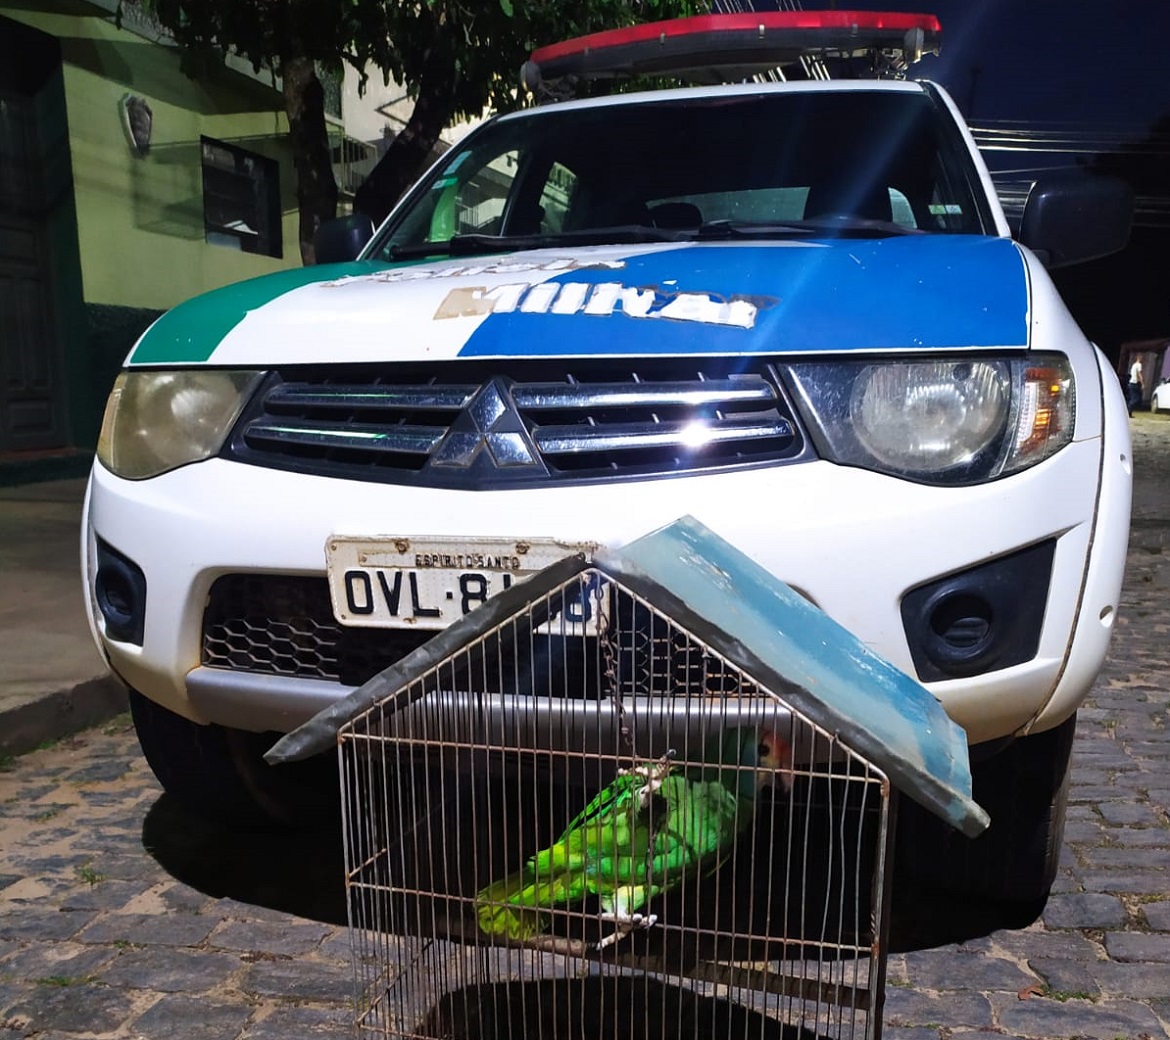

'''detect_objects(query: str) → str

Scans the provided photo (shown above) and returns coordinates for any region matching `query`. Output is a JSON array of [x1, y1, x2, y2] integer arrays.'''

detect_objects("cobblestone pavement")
[[2, 419, 1170, 1040], [883, 416, 1170, 1040]]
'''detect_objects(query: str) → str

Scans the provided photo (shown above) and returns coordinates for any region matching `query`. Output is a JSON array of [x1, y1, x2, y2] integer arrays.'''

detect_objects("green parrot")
[[474, 725, 793, 947]]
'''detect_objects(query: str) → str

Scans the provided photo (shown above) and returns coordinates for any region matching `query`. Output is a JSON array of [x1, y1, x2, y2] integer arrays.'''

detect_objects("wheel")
[[127, 687, 338, 829], [895, 713, 1076, 905]]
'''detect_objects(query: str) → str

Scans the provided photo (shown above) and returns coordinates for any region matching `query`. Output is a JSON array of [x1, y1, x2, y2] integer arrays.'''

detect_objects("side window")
[[410, 148, 520, 242], [927, 191, 969, 232], [889, 188, 917, 228], [456, 149, 518, 235], [536, 162, 577, 234], [922, 154, 979, 232]]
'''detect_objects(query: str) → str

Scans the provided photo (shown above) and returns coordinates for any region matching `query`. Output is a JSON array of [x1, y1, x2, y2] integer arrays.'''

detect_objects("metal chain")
[[593, 572, 636, 760]]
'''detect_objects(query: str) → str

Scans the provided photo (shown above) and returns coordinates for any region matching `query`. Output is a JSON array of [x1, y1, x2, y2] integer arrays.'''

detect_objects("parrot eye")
[[757, 740, 771, 759]]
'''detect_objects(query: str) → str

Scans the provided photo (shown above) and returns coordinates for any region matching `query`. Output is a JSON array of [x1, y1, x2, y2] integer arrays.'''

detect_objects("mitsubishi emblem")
[[430, 379, 540, 470]]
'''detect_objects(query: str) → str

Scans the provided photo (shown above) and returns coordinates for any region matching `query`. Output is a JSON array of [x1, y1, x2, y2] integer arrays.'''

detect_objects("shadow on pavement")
[[422, 976, 829, 1040], [889, 885, 1043, 952], [142, 793, 348, 926], [141, 788, 1041, 954]]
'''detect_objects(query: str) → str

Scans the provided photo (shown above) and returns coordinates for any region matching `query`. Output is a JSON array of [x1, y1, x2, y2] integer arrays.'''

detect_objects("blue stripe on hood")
[[456, 236, 1029, 357]]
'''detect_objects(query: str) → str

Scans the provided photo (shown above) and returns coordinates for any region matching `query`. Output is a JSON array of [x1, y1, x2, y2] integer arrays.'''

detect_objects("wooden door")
[[0, 87, 67, 452]]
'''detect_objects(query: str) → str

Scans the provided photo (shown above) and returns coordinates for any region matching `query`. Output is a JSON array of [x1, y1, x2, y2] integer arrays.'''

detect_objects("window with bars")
[[200, 136, 282, 258]]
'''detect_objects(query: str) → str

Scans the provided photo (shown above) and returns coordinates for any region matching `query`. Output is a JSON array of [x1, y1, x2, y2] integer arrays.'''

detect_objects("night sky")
[[869, 0, 1169, 127]]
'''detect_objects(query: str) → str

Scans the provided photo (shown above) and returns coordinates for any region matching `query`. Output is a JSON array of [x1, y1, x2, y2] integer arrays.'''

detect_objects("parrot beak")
[[758, 727, 795, 793]]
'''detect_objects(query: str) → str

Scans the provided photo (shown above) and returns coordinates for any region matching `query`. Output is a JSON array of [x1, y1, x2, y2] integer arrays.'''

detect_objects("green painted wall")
[[2, 3, 300, 313], [0, 3, 304, 472]]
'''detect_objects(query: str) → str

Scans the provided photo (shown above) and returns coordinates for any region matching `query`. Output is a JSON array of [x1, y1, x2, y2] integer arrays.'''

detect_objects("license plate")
[[325, 535, 599, 631]]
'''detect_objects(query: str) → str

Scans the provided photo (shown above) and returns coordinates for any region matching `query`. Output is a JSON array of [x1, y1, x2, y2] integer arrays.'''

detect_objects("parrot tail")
[[474, 869, 549, 940], [474, 865, 580, 941]]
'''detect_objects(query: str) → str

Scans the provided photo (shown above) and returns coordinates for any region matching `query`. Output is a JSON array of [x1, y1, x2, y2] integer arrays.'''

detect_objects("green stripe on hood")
[[129, 261, 382, 365]]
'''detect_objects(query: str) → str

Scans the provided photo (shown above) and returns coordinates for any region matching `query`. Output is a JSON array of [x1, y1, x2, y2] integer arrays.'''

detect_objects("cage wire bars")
[[339, 567, 895, 1040], [263, 518, 986, 1039]]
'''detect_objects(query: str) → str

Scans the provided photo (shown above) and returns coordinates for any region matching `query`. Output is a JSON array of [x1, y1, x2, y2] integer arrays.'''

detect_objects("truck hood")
[[129, 236, 1030, 366]]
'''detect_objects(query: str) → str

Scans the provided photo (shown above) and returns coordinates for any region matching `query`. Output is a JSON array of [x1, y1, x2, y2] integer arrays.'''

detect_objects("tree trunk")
[[353, 50, 460, 226], [282, 55, 339, 265]]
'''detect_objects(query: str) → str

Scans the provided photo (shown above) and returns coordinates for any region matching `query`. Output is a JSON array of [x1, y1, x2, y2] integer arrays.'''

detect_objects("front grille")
[[202, 574, 430, 686], [202, 573, 748, 695], [223, 360, 807, 487]]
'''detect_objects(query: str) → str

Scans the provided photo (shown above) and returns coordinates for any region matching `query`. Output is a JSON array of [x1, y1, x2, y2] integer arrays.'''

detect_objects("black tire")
[[896, 714, 1076, 905], [127, 687, 338, 829]]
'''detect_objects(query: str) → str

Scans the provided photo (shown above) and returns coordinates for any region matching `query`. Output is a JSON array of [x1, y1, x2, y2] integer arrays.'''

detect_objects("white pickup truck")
[[84, 11, 1132, 904]]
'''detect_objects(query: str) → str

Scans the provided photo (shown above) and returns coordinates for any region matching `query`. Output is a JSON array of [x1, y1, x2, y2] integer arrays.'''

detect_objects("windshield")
[[370, 87, 989, 260]]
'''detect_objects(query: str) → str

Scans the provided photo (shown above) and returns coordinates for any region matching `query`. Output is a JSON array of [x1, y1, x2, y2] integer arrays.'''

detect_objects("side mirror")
[[314, 214, 374, 264], [1017, 172, 1132, 269]]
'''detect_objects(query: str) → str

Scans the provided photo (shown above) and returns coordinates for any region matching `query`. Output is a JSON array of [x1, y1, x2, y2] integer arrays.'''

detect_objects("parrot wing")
[[475, 767, 670, 937], [531, 769, 654, 874], [591, 775, 747, 919], [654, 775, 748, 874]]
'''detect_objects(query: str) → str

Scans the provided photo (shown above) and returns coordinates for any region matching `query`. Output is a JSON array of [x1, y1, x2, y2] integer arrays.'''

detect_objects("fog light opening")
[[96, 570, 134, 624], [901, 539, 1055, 682], [94, 539, 147, 645], [929, 593, 993, 652]]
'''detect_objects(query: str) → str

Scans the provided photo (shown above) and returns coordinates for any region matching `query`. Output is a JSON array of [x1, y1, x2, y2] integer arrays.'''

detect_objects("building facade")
[[0, 1, 301, 482]]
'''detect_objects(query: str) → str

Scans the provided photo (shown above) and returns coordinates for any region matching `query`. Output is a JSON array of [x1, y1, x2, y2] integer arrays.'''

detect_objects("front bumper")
[[83, 386, 1128, 746]]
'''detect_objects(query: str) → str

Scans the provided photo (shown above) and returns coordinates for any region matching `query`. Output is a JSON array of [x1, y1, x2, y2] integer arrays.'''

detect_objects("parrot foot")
[[619, 751, 675, 809], [594, 911, 659, 950]]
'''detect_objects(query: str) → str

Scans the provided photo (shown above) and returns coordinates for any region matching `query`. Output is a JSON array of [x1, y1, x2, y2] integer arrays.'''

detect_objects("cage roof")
[[267, 515, 988, 837]]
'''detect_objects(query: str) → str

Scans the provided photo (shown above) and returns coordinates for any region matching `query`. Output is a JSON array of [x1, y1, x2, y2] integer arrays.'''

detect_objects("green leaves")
[[139, 0, 704, 240], [139, 0, 704, 123]]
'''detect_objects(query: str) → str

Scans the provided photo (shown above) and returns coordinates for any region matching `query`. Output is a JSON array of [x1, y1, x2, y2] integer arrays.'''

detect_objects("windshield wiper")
[[695, 219, 817, 239], [386, 234, 558, 260], [696, 218, 924, 240], [382, 218, 925, 261], [385, 225, 685, 261], [465, 218, 921, 247]]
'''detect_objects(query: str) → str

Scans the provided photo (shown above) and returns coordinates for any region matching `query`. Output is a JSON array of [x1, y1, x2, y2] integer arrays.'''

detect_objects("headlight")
[[785, 354, 1074, 485], [97, 369, 263, 480]]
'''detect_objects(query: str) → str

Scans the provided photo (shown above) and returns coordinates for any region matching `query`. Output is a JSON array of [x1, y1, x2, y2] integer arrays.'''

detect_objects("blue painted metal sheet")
[[456, 237, 1028, 358], [596, 516, 988, 837]]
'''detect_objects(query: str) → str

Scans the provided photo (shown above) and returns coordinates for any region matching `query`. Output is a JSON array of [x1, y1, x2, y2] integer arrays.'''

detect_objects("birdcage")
[[268, 517, 987, 1040]]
